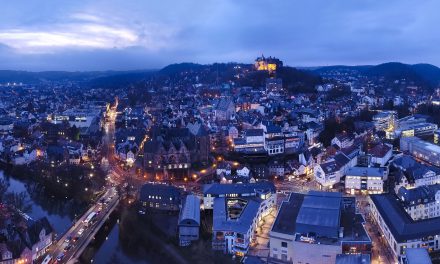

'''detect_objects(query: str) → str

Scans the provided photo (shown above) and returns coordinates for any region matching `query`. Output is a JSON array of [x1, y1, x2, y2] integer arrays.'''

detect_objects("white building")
[[344, 166, 387, 194], [397, 185, 440, 220], [370, 193, 440, 261], [373, 110, 396, 131], [393, 155, 440, 192], [314, 153, 354, 188], [400, 137, 440, 167], [370, 143, 393, 166], [212, 193, 276, 256], [331, 133, 354, 149]]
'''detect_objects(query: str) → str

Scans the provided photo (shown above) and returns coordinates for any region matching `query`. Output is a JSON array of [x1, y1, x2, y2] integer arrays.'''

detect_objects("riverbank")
[[78, 203, 237, 264], [0, 161, 105, 203], [0, 169, 89, 235]]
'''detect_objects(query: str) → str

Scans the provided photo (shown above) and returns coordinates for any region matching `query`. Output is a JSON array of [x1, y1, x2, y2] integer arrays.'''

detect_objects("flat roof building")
[[400, 137, 440, 167], [269, 191, 371, 264]]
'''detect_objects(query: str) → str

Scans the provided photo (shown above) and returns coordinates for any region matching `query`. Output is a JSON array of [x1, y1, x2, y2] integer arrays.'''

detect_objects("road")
[[49, 188, 118, 263], [358, 199, 396, 264], [44, 102, 124, 263]]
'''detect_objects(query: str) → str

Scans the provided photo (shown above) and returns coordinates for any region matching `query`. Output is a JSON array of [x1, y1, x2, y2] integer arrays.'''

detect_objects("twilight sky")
[[0, 0, 439, 71]]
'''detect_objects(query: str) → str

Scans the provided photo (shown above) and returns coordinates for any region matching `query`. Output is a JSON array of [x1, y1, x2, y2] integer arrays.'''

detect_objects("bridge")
[[47, 188, 120, 263]]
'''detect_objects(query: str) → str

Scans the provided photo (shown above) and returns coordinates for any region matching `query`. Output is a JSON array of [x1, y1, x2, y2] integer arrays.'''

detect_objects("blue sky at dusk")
[[0, 0, 439, 70]]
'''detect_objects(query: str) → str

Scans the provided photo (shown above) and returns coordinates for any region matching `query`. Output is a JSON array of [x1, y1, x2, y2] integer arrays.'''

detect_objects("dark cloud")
[[0, 0, 439, 70]]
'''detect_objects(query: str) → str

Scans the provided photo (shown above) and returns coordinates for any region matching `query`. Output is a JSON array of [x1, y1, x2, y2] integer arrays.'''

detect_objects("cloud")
[[0, 0, 440, 70], [0, 11, 177, 54]]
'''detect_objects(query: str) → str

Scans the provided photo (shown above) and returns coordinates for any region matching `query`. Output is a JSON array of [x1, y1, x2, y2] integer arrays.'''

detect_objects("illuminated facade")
[[254, 55, 283, 74]]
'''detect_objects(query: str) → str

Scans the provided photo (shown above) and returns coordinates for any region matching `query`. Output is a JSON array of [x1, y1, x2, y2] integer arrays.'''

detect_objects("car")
[[41, 255, 52, 264], [72, 236, 79, 242], [64, 236, 72, 243], [63, 244, 72, 252], [78, 228, 85, 236], [56, 253, 65, 262]]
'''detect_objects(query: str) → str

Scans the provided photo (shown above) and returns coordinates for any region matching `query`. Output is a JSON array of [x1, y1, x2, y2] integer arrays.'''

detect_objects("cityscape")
[[1, 1, 440, 264]]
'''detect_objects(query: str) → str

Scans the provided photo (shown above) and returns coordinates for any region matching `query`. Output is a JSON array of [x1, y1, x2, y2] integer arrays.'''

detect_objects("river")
[[0, 170, 149, 264]]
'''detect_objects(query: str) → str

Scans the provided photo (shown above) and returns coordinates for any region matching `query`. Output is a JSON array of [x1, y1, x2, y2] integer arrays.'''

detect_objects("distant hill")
[[314, 62, 440, 89], [88, 71, 155, 88], [411, 63, 440, 86], [313, 65, 373, 74], [159, 63, 206, 75], [0, 70, 156, 86]]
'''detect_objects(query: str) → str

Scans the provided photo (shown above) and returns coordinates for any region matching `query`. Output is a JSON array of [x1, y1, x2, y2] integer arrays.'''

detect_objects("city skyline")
[[1, 0, 440, 70]]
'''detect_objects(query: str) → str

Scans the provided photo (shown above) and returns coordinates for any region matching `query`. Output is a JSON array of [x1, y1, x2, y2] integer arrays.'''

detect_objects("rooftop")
[[271, 193, 305, 235], [213, 197, 262, 234], [203, 182, 275, 196], [296, 192, 342, 235], [370, 193, 440, 242], [346, 166, 385, 178]]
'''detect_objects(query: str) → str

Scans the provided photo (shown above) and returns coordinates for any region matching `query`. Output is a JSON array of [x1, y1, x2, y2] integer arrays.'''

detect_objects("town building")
[[143, 126, 209, 179], [369, 193, 440, 261], [202, 182, 276, 210], [393, 155, 440, 192], [369, 143, 393, 167], [400, 137, 440, 167], [397, 184, 440, 220], [254, 55, 283, 74], [139, 183, 182, 212], [331, 133, 354, 149], [344, 166, 387, 194], [402, 248, 432, 264], [212, 194, 275, 256], [233, 129, 266, 154], [269, 191, 371, 263], [435, 130, 440, 144], [314, 151, 357, 188], [214, 98, 235, 121], [373, 111, 396, 131], [178, 195, 200, 246]]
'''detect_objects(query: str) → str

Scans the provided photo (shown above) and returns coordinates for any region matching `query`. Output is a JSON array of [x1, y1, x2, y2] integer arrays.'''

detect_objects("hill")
[[314, 62, 440, 90]]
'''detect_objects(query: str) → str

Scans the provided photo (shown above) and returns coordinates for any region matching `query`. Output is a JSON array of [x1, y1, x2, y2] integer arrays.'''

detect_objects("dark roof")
[[296, 192, 342, 234], [334, 153, 350, 166], [397, 184, 440, 206], [140, 183, 181, 201], [26, 217, 53, 245], [370, 193, 440, 242], [245, 129, 264, 137], [320, 160, 341, 174], [369, 143, 392, 158], [271, 193, 304, 234], [203, 181, 275, 196], [266, 125, 282, 134]]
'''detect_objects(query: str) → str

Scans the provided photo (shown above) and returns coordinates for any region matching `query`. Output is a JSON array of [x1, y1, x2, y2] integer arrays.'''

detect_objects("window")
[[281, 241, 287, 248]]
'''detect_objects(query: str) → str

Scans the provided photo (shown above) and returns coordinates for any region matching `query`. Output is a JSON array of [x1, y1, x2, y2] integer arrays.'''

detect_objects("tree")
[[0, 178, 9, 201], [3, 192, 32, 213]]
